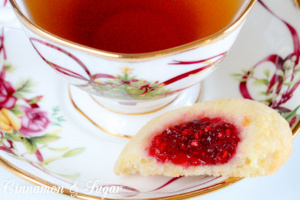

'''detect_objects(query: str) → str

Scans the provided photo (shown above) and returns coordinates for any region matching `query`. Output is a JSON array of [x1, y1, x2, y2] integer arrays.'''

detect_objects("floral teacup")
[[2, 0, 256, 113]]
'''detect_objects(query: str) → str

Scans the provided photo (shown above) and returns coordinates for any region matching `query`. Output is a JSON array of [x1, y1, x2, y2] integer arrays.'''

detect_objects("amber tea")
[[24, 0, 245, 53]]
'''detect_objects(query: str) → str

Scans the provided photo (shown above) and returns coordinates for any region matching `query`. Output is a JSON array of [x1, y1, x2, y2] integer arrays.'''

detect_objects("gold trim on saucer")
[[9, 0, 256, 62], [0, 124, 298, 200], [0, 155, 243, 200], [1, 86, 299, 200]]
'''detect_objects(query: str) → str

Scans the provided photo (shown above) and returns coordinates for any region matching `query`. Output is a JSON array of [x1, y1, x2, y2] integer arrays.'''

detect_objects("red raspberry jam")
[[148, 117, 240, 167]]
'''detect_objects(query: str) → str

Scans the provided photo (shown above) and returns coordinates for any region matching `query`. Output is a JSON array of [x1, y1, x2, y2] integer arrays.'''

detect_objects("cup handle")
[[0, 0, 22, 29]]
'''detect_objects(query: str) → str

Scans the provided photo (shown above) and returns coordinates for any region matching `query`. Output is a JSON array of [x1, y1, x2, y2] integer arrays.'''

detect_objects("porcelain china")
[[6, 0, 255, 114], [0, 0, 299, 199]]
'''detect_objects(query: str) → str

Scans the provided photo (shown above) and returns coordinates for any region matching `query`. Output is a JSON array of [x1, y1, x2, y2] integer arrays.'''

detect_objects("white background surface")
[[0, 135, 299, 200]]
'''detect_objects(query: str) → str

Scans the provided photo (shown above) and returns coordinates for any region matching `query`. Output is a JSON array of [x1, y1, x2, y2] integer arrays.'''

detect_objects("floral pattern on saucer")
[[233, 0, 300, 126], [0, 0, 300, 199], [0, 29, 85, 179]]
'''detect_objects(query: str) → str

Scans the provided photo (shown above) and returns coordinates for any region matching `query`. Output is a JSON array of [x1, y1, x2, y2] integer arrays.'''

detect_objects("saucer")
[[0, 0, 300, 199]]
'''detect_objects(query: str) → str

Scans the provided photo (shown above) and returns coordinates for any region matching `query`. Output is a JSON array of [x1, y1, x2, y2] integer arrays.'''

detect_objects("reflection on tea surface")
[[24, 0, 245, 53]]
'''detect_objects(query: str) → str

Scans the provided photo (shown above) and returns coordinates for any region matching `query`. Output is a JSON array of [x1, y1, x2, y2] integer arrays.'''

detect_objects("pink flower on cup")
[[0, 78, 17, 109], [19, 106, 50, 137]]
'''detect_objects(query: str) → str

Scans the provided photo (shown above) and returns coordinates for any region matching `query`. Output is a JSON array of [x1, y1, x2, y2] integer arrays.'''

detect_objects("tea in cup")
[[2, 0, 256, 133]]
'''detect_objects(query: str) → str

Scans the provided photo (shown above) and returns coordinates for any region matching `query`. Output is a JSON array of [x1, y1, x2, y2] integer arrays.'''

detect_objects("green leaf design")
[[32, 134, 60, 144], [295, 64, 300, 73], [48, 147, 69, 152], [282, 105, 300, 123], [231, 73, 243, 77], [63, 148, 85, 158], [262, 98, 273, 105], [231, 77, 248, 82], [51, 122, 62, 127], [56, 116, 66, 122], [14, 79, 36, 98], [9, 107, 24, 117], [284, 66, 292, 70], [43, 156, 62, 165], [275, 70, 285, 77], [259, 91, 268, 96], [4, 62, 15, 73], [283, 78, 300, 86], [22, 138, 38, 154], [28, 96, 43, 104], [249, 67, 254, 76], [253, 79, 269, 86], [264, 69, 270, 78], [52, 106, 60, 116], [9, 154, 29, 162], [54, 172, 80, 179], [4, 133, 23, 142]]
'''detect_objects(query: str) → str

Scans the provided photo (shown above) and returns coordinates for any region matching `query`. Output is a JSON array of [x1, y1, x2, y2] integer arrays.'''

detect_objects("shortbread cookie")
[[114, 98, 293, 177]]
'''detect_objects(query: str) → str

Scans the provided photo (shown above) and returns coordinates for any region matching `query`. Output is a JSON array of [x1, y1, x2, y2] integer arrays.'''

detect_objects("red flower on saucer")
[[0, 73, 17, 109], [19, 106, 50, 137]]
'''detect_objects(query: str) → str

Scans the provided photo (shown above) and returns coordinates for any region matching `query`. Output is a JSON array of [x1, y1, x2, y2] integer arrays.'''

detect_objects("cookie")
[[114, 98, 293, 177]]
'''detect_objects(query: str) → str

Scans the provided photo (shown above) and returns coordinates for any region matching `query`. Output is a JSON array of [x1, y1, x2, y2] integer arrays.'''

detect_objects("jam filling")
[[148, 117, 240, 167]]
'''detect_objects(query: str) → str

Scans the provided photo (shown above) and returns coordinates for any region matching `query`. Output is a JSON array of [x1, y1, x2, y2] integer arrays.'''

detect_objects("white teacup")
[[2, 0, 256, 114]]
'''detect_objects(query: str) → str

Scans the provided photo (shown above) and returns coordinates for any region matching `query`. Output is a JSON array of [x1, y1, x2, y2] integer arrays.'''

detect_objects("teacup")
[[2, 0, 256, 113]]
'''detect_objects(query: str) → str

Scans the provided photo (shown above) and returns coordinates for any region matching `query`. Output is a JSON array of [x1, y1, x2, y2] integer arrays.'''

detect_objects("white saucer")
[[0, 0, 300, 199]]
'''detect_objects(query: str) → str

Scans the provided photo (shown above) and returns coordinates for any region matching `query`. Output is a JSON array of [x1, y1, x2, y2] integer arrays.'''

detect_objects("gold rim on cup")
[[9, 0, 257, 62]]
